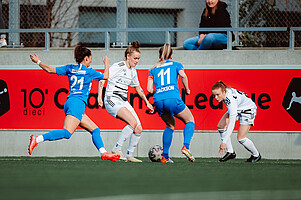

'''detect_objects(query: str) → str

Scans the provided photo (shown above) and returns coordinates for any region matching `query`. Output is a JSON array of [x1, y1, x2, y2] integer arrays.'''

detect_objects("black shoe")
[[246, 154, 261, 163], [219, 152, 236, 162]]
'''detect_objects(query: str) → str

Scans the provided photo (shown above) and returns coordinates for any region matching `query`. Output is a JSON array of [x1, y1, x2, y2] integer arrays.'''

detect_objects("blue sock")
[[43, 129, 71, 141], [162, 127, 174, 159], [91, 128, 104, 150], [183, 122, 195, 149]]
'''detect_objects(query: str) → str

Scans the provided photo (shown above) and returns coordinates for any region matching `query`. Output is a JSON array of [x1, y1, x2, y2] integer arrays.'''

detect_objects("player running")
[[212, 81, 261, 162], [98, 41, 154, 163], [147, 44, 195, 163], [28, 45, 120, 161]]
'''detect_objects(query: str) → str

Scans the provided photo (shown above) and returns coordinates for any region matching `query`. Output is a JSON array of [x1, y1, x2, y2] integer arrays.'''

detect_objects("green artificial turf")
[[0, 157, 300, 200]]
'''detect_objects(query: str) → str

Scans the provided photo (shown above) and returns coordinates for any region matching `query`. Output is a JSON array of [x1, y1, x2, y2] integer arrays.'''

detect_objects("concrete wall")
[[0, 48, 301, 159]]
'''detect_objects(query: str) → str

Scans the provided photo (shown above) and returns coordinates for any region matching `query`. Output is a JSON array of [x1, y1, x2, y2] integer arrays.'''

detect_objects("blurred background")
[[0, 0, 300, 48]]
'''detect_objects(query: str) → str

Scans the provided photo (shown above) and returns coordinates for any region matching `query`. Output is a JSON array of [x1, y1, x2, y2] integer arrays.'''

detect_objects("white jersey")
[[223, 88, 257, 117], [105, 61, 140, 101], [221, 88, 257, 144]]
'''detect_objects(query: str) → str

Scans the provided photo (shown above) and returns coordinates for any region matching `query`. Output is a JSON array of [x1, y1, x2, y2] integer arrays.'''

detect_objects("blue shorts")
[[64, 97, 86, 121], [154, 98, 186, 117]]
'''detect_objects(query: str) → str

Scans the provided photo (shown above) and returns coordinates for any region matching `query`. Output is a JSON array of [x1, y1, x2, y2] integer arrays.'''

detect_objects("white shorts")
[[228, 108, 257, 126], [104, 96, 141, 126]]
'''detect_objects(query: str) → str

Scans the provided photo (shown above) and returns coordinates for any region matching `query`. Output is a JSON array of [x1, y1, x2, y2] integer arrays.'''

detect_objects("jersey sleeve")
[[130, 69, 140, 87], [148, 69, 154, 80], [176, 62, 184, 73], [90, 68, 104, 81], [56, 64, 69, 75]]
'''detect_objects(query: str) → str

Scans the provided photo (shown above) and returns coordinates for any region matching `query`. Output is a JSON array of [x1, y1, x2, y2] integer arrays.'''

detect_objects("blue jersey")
[[148, 60, 184, 102], [56, 64, 104, 104]]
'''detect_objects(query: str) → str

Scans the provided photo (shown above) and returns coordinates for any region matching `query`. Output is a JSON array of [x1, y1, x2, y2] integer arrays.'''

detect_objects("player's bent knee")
[[135, 125, 143, 134]]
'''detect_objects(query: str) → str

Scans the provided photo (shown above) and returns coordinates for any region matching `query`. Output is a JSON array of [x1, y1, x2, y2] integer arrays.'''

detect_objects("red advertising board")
[[0, 69, 300, 131]]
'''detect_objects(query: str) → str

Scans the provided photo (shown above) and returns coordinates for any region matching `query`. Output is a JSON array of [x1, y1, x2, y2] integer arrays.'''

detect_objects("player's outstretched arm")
[[135, 86, 154, 112], [30, 53, 56, 74]]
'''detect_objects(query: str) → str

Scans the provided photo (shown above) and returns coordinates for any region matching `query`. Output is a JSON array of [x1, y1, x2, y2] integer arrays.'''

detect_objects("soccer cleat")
[[219, 152, 236, 162], [160, 156, 174, 163], [112, 149, 127, 161], [101, 152, 120, 161], [28, 135, 38, 155], [126, 156, 142, 163], [246, 154, 262, 163], [181, 146, 195, 162]]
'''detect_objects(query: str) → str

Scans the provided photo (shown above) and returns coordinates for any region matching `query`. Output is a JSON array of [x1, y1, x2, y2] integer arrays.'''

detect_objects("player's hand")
[[103, 56, 110, 66], [185, 88, 190, 95], [98, 96, 103, 107], [30, 53, 39, 64], [219, 143, 227, 155], [146, 102, 154, 113]]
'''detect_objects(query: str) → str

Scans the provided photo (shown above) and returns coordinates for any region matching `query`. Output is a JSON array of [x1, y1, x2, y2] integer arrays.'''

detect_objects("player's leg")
[[28, 115, 78, 155], [79, 114, 120, 161], [116, 105, 142, 162], [217, 112, 236, 162], [160, 113, 175, 162], [175, 106, 195, 162], [237, 125, 261, 162]]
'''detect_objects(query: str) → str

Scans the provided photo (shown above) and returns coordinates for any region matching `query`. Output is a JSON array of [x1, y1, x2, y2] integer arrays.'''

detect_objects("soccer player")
[[28, 45, 120, 161], [147, 44, 195, 163], [212, 81, 261, 162], [98, 41, 154, 163]]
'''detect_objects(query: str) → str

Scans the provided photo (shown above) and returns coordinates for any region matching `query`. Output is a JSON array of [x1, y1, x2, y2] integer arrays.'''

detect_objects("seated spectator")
[[183, 0, 234, 50]]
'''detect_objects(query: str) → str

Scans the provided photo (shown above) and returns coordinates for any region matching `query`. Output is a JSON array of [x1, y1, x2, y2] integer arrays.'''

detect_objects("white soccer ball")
[[148, 145, 163, 162]]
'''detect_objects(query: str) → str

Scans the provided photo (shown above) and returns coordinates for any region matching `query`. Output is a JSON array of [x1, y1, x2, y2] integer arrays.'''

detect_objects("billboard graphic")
[[282, 78, 301, 123], [0, 69, 300, 131], [0, 80, 10, 116]]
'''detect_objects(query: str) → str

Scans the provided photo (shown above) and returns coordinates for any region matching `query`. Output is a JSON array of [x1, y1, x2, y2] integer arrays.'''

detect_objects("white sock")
[[99, 147, 107, 154], [36, 135, 44, 143], [126, 133, 141, 157], [218, 129, 234, 153], [112, 125, 134, 151], [238, 137, 259, 157]]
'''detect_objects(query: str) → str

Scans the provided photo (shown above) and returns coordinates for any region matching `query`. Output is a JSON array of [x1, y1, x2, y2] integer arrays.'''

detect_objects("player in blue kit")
[[28, 45, 120, 161], [147, 44, 195, 163]]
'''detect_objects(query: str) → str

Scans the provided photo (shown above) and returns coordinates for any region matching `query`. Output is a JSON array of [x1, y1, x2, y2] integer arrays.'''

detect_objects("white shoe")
[[126, 156, 142, 163], [166, 158, 174, 163], [0, 39, 7, 47], [112, 149, 126, 161]]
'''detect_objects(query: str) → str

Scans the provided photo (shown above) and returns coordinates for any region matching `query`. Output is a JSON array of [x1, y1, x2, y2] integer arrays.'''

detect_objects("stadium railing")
[[0, 27, 298, 51]]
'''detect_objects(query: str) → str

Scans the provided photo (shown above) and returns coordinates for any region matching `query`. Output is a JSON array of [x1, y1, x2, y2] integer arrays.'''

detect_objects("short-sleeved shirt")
[[56, 64, 104, 105], [148, 60, 183, 102], [105, 61, 140, 101]]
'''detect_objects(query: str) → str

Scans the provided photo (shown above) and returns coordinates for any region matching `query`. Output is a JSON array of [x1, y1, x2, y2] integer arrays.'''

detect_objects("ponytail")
[[152, 43, 172, 69]]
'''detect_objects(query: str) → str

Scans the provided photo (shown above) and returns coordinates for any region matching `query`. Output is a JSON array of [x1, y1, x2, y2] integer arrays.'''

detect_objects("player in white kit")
[[212, 81, 261, 162], [98, 41, 154, 162]]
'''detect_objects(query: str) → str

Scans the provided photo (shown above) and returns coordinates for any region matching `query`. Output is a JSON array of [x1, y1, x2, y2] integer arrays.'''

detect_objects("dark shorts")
[[154, 98, 186, 117]]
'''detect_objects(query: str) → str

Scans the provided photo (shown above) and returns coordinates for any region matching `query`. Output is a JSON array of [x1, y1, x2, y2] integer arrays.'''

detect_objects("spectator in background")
[[183, 0, 233, 50], [0, 0, 7, 47]]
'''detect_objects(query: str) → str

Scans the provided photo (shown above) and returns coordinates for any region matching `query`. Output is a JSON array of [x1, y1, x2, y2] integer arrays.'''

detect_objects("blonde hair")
[[152, 44, 172, 69], [125, 41, 140, 60]]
